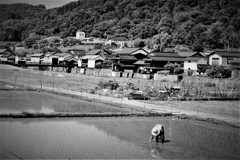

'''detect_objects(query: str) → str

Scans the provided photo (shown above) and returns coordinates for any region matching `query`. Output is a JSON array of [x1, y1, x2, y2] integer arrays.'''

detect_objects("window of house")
[[212, 58, 219, 65], [227, 58, 233, 64]]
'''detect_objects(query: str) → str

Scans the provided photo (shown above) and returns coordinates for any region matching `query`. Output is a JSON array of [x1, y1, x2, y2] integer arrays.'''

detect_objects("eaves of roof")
[[144, 57, 184, 62]]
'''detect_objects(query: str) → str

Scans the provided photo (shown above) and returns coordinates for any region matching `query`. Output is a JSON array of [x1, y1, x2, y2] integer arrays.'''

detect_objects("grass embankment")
[[0, 112, 172, 118]]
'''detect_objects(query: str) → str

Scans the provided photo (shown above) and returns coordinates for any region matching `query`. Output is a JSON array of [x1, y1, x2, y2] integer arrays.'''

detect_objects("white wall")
[[43, 56, 52, 64], [88, 59, 95, 68], [184, 60, 198, 70], [0, 57, 7, 62], [78, 59, 82, 67], [209, 54, 222, 65], [76, 31, 85, 40], [31, 57, 40, 63]]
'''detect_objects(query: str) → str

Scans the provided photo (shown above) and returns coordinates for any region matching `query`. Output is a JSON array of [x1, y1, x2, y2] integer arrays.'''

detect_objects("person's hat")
[[151, 127, 160, 136]]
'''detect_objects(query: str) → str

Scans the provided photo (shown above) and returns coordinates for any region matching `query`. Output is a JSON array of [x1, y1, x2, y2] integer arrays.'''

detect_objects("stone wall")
[[52, 67, 66, 72], [84, 68, 112, 77], [112, 71, 121, 77], [133, 73, 150, 79], [153, 74, 178, 82]]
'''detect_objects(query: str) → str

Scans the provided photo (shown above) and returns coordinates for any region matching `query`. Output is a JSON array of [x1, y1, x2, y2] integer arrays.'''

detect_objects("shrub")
[[164, 63, 183, 75], [187, 69, 193, 76], [174, 67, 184, 75], [98, 80, 119, 90], [206, 66, 231, 78]]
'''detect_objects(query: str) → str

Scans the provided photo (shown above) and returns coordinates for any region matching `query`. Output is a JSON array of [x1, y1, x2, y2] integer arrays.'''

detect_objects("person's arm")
[[149, 135, 154, 141]]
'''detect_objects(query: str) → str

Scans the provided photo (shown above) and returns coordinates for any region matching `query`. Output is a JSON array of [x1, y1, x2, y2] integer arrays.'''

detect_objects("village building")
[[0, 49, 15, 64], [76, 30, 86, 40], [179, 52, 208, 74], [15, 52, 28, 64], [142, 51, 184, 74], [183, 57, 208, 75], [111, 48, 149, 72], [29, 53, 44, 64], [50, 53, 76, 65], [208, 51, 240, 66], [78, 55, 105, 68], [111, 54, 138, 72]]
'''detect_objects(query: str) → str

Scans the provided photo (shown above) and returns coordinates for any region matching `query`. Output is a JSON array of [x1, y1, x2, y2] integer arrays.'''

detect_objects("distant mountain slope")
[[0, 3, 46, 23], [0, 0, 239, 50]]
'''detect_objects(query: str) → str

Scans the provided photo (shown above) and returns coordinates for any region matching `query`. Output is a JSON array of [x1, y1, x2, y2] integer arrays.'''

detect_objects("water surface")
[[0, 90, 133, 113], [0, 117, 239, 159]]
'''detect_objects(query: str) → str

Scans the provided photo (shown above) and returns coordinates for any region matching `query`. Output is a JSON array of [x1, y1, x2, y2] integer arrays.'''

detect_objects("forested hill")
[[0, 0, 240, 51]]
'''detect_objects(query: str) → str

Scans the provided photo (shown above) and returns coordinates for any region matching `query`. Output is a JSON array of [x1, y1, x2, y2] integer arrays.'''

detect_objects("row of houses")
[[78, 48, 240, 75], [0, 47, 239, 75], [0, 48, 79, 66]]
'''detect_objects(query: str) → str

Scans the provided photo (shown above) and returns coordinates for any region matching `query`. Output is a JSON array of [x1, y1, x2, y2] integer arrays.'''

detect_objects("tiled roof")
[[144, 57, 184, 62], [1, 51, 14, 58], [86, 49, 101, 55], [134, 60, 145, 65], [0, 49, 7, 53], [115, 48, 140, 54], [111, 54, 137, 60], [65, 56, 78, 61], [31, 53, 44, 57], [53, 53, 69, 57], [14, 48, 34, 55], [184, 57, 206, 61], [178, 51, 198, 57], [212, 51, 240, 58], [8, 55, 16, 59], [80, 55, 104, 60], [149, 52, 181, 57]]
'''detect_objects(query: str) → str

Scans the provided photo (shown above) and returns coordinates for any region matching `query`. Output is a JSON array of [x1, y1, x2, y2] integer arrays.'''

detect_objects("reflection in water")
[[0, 118, 239, 159], [0, 119, 151, 159], [0, 91, 128, 113], [149, 142, 164, 158]]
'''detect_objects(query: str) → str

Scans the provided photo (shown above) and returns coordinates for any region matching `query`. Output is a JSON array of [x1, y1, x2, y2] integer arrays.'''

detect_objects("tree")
[[164, 63, 182, 75], [133, 38, 146, 48]]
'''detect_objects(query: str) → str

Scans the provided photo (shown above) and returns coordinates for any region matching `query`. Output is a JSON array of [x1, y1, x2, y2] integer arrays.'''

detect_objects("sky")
[[0, 0, 78, 9]]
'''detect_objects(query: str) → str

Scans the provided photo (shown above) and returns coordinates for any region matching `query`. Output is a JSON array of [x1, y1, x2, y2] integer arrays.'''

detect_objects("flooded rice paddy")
[[0, 90, 135, 114], [0, 90, 239, 159], [0, 117, 239, 159]]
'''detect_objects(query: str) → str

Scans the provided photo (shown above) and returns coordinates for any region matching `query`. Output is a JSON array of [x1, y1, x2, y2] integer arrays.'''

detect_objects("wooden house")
[[78, 55, 105, 68], [0, 49, 15, 64], [142, 51, 184, 73], [111, 48, 149, 72], [208, 51, 240, 66]]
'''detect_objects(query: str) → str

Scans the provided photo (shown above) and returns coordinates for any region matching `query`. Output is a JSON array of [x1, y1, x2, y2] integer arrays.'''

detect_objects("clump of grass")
[[98, 80, 119, 90]]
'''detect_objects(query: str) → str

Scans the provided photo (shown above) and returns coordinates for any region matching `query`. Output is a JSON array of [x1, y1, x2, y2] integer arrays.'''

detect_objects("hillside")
[[0, 0, 240, 51]]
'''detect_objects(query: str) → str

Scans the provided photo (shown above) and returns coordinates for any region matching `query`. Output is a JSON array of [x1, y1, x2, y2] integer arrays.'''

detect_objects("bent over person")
[[149, 124, 165, 143]]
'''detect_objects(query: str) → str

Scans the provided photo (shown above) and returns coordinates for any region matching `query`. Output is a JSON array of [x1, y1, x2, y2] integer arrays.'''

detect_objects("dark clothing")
[[149, 129, 165, 142]]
